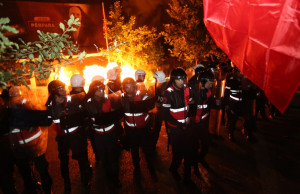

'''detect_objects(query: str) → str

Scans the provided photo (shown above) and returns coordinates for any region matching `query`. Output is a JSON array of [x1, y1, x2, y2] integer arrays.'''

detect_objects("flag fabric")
[[203, 0, 300, 113]]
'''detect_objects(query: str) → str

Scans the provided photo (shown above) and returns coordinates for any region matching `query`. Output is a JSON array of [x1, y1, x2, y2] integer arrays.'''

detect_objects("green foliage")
[[161, 0, 228, 67], [100, 1, 162, 71], [0, 15, 85, 88]]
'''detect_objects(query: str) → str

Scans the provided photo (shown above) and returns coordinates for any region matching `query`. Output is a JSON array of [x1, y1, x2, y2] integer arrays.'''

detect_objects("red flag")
[[203, 0, 300, 113]]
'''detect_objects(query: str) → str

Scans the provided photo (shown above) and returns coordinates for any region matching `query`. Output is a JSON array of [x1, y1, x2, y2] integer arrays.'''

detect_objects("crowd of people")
[[0, 64, 277, 193]]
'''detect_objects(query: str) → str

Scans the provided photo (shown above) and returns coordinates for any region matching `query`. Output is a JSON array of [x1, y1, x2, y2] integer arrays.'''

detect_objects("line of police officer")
[[0, 63, 258, 193]]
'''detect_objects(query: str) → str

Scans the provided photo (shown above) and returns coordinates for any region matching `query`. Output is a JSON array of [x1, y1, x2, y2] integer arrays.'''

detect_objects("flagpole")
[[102, 2, 110, 63]]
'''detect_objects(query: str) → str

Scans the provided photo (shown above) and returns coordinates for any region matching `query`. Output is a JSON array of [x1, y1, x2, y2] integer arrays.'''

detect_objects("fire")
[[51, 62, 155, 93]]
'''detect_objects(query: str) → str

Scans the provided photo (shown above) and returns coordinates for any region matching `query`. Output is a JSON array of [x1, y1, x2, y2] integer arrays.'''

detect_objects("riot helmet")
[[48, 80, 65, 96], [87, 80, 105, 99], [70, 74, 85, 88], [91, 75, 105, 83], [170, 67, 187, 81], [135, 69, 146, 82], [194, 64, 206, 75], [122, 77, 136, 96], [199, 70, 215, 89], [153, 71, 166, 84], [107, 66, 122, 81]]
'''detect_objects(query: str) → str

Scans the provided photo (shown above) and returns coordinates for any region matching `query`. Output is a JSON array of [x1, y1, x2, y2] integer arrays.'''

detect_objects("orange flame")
[[52, 62, 155, 93]]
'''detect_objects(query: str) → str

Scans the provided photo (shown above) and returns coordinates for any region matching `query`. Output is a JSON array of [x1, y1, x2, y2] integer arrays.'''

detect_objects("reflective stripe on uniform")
[[170, 106, 188, 113], [94, 124, 115, 133], [178, 117, 190, 123], [67, 96, 71, 102], [11, 129, 21, 133], [144, 114, 149, 121], [125, 120, 136, 127], [197, 104, 208, 109], [201, 112, 209, 120], [167, 87, 173, 92], [162, 103, 171, 107], [125, 113, 143, 116], [53, 119, 60, 124], [64, 126, 78, 134], [19, 130, 42, 144], [231, 90, 242, 93], [230, 95, 242, 101]]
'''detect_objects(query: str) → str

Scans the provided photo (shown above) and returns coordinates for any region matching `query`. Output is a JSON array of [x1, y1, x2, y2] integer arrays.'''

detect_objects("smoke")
[[123, 0, 170, 30]]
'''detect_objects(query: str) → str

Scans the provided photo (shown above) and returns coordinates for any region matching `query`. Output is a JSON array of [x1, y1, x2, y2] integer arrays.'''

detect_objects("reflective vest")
[[87, 95, 115, 134], [225, 77, 243, 103], [123, 91, 150, 128], [10, 127, 42, 146], [162, 86, 191, 127], [51, 95, 82, 136], [195, 89, 211, 123]]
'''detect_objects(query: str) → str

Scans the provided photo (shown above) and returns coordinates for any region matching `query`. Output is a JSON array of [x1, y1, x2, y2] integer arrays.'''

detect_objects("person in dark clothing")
[[121, 77, 155, 177], [162, 68, 193, 183], [189, 70, 215, 177], [224, 68, 257, 142], [2, 87, 53, 194], [0, 90, 36, 194], [70, 74, 99, 168], [47, 80, 91, 193], [255, 89, 268, 120], [153, 71, 168, 147], [85, 80, 122, 188]]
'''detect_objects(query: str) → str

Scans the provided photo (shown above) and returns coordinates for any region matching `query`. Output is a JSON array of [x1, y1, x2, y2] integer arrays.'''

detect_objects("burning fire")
[[50, 62, 154, 92]]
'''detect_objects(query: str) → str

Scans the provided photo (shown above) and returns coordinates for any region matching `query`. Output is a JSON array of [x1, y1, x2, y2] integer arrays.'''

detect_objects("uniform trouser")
[[255, 101, 267, 119], [33, 154, 52, 194], [0, 136, 36, 194], [94, 130, 120, 182], [56, 128, 91, 187], [154, 109, 164, 145], [86, 128, 100, 162], [227, 108, 255, 138], [125, 125, 154, 168], [169, 126, 194, 179], [192, 121, 211, 163]]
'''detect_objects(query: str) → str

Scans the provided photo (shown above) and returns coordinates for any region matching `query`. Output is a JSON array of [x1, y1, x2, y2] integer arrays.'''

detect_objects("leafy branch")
[[0, 15, 86, 88]]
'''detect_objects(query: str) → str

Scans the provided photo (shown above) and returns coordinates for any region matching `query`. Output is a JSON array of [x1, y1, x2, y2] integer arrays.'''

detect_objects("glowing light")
[[58, 68, 72, 86], [120, 64, 136, 81], [54, 62, 155, 93], [83, 64, 106, 91]]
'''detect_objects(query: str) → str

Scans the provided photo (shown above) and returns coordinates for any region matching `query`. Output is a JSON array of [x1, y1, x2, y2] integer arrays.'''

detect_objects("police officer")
[[47, 80, 91, 193], [7, 86, 53, 194], [188, 64, 206, 87], [121, 77, 155, 176], [153, 71, 168, 147], [224, 68, 256, 142], [85, 80, 122, 188], [255, 88, 268, 120], [69, 74, 99, 167], [0, 89, 36, 194], [162, 68, 193, 183], [189, 70, 215, 176]]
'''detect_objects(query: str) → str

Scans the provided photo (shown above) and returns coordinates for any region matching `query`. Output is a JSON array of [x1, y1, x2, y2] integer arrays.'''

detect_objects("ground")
[[4, 106, 300, 194]]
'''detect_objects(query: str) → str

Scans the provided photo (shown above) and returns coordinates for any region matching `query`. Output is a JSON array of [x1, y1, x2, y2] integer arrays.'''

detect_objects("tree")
[[100, 1, 163, 71], [161, 0, 228, 67], [0, 14, 86, 89]]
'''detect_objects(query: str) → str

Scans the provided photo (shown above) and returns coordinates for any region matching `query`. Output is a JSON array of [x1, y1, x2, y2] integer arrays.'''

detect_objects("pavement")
[[5, 105, 300, 194]]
